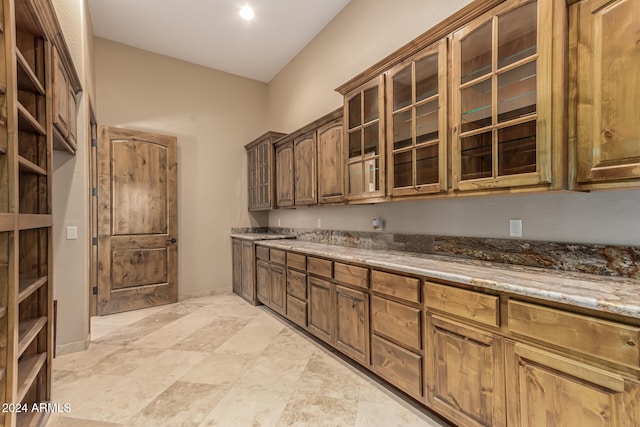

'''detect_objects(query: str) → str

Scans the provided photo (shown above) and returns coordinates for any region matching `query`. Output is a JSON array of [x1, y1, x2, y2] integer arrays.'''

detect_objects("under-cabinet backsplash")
[[231, 227, 640, 279]]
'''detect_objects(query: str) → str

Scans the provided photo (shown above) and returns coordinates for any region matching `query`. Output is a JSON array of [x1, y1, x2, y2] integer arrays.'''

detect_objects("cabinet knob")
[[166, 237, 177, 244]]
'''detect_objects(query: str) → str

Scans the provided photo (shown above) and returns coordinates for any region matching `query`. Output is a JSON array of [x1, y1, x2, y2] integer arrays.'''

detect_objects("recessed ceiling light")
[[239, 5, 255, 21]]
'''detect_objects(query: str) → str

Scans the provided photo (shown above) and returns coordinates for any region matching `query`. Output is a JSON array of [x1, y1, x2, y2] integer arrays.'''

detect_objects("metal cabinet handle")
[[166, 238, 177, 244]]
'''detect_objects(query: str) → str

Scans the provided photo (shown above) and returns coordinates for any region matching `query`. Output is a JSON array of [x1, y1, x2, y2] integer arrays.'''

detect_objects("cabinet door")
[[426, 315, 505, 427], [256, 140, 273, 209], [275, 142, 295, 207], [232, 239, 242, 295], [317, 120, 345, 204], [247, 146, 258, 210], [294, 132, 317, 206], [387, 39, 447, 196], [307, 276, 334, 344], [52, 46, 69, 138], [269, 264, 287, 315], [241, 241, 255, 303], [68, 89, 77, 149], [335, 285, 370, 365], [506, 341, 640, 427], [451, 0, 558, 191], [344, 75, 386, 202], [256, 260, 270, 305], [574, 0, 640, 187]]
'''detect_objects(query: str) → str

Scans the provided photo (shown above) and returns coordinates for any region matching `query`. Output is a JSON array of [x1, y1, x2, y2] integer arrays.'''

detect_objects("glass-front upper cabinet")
[[387, 39, 447, 196], [451, 0, 560, 192], [344, 75, 386, 202]]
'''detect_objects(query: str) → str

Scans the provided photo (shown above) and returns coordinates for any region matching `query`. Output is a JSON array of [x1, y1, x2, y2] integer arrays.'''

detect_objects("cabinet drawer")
[[287, 252, 306, 271], [334, 262, 368, 289], [270, 249, 286, 265], [256, 246, 270, 260], [372, 335, 422, 398], [371, 296, 421, 352], [425, 282, 499, 327], [371, 270, 420, 304], [508, 300, 640, 368], [286, 269, 307, 300], [307, 257, 333, 279], [286, 295, 307, 328]]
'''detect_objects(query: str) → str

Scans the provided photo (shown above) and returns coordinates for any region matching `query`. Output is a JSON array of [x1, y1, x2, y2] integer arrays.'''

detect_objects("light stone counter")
[[230, 233, 296, 241], [256, 239, 640, 319]]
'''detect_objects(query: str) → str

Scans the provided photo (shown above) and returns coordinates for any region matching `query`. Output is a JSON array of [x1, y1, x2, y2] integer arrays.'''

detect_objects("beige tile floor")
[[47, 293, 451, 427]]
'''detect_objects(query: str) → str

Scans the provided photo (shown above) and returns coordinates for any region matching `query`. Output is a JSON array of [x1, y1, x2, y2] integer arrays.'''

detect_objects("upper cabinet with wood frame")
[[387, 39, 448, 197], [294, 132, 317, 206], [570, 0, 640, 190], [245, 131, 285, 211], [52, 43, 81, 154], [451, 0, 566, 193], [317, 116, 345, 204], [343, 76, 386, 203]]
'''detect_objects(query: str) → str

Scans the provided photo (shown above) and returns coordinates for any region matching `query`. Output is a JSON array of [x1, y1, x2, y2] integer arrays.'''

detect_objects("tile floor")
[[47, 293, 451, 427]]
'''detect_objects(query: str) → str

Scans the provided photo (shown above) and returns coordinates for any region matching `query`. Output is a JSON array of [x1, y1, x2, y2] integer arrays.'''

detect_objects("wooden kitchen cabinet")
[[294, 132, 317, 205], [571, 0, 640, 189], [232, 239, 242, 295], [241, 241, 255, 304], [246, 132, 285, 211], [307, 276, 334, 344], [335, 285, 370, 365], [286, 252, 307, 328], [256, 259, 270, 305], [426, 315, 506, 427], [451, 0, 566, 192], [275, 140, 295, 208], [344, 75, 386, 202], [269, 263, 287, 316], [387, 39, 448, 197], [506, 341, 640, 426], [52, 45, 81, 154], [317, 118, 345, 204]]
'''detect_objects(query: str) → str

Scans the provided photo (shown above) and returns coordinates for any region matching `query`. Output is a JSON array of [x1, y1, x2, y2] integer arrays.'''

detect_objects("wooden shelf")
[[0, 213, 16, 232], [0, 81, 6, 95], [17, 352, 46, 402], [53, 125, 76, 154], [0, 367, 5, 383], [18, 214, 52, 230], [16, 49, 45, 96], [18, 276, 47, 304], [18, 317, 47, 357], [0, 305, 6, 319], [0, 144, 7, 154], [18, 155, 47, 176], [17, 103, 46, 136], [17, 410, 49, 427]]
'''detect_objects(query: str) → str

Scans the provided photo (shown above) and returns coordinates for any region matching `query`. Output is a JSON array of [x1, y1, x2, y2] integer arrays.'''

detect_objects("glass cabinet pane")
[[416, 145, 439, 185], [416, 101, 439, 144], [365, 158, 380, 192], [461, 21, 492, 84], [498, 61, 536, 123], [415, 54, 439, 102], [349, 130, 361, 159], [363, 87, 379, 123], [461, 79, 492, 132], [393, 110, 412, 150], [393, 66, 412, 111], [363, 124, 379, 156], [498, 2, 537, 69], [349, 162, 363, 194], [348, 93, 361, 129], [394, 151, 413, 188], [498, 121, 536, 176], [461, 132, 492, 180]]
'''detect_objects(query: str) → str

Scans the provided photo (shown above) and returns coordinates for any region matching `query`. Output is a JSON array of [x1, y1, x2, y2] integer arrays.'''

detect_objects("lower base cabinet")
[[426, 315, 506, 427], [307, 276, 334, 345], [505, 341, 640, 427], [231, 238, 257, 305], [335, 285, 369, 365], [256, 259, 270, 305], [270, 264, 286, 315], [371, 335, 423, 399]]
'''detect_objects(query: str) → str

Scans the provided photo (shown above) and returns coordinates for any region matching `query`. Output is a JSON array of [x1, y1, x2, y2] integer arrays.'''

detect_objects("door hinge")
[[92, 187, 98, 197], [92, 237, 98, 246], [92, 286, 98, 295], [91, 138, 98, 147]]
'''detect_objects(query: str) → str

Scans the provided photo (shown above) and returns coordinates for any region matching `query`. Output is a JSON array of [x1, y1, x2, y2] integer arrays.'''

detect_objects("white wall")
[[52, 0, 95, 354], [93, 38, 269, 302], [267, 0, 640, 246]]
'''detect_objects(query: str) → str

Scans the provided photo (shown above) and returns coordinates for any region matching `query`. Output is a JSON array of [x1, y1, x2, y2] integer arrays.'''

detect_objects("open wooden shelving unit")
[[0, 0, 81, 425]]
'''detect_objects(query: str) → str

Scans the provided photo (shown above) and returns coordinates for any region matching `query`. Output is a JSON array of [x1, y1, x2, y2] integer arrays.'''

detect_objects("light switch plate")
[[66, 226, 78, 240]]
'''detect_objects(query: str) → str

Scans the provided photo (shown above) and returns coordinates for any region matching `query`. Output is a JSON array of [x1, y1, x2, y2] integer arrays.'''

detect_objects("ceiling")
[[87, 0, 351, 83]]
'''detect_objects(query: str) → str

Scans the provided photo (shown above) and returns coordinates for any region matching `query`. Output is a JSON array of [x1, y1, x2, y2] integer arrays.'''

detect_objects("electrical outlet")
[[509, 219, 523, 238], [66, 226, 78, 240], [317, 218, 322, 228]]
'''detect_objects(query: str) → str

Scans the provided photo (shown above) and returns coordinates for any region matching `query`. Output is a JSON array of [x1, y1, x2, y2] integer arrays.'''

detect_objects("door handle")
[[166, 237, 177, 244]]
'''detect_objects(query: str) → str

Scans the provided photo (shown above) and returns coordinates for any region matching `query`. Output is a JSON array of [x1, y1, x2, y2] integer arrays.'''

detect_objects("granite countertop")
[[255, 239, 640, 319], [230, 233, 296, 241]]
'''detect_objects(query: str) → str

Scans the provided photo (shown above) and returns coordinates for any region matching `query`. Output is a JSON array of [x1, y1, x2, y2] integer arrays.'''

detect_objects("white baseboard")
[[55, 334, 90, 356], [179, 288, 232, 301]]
